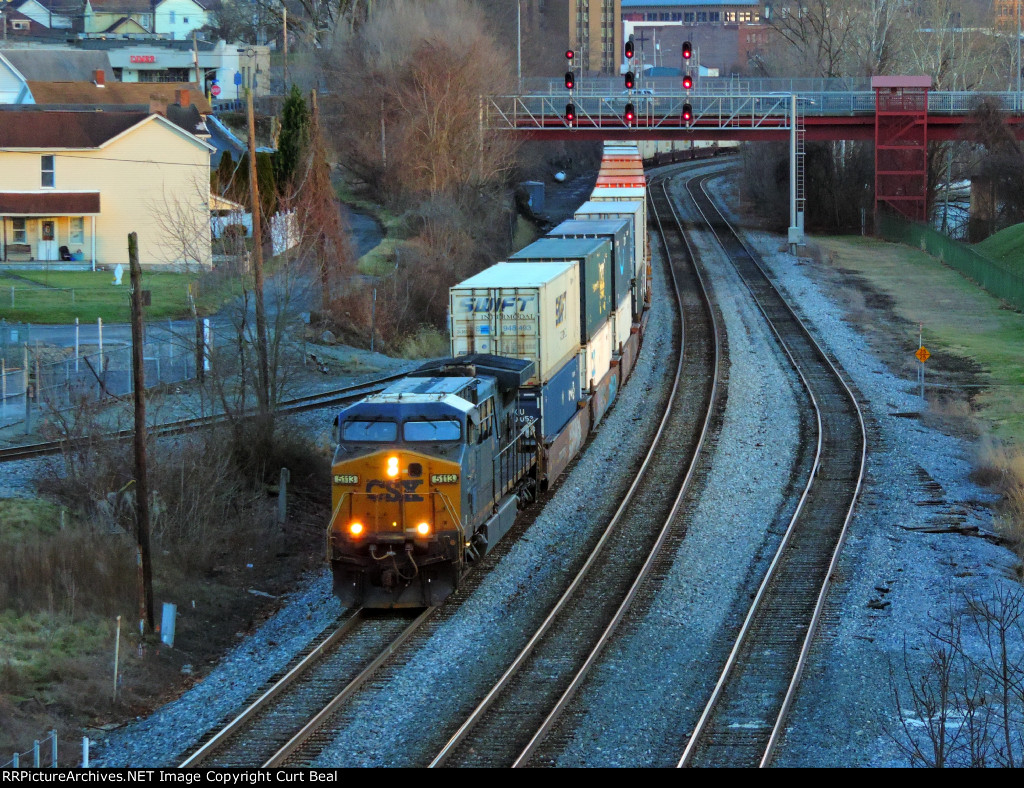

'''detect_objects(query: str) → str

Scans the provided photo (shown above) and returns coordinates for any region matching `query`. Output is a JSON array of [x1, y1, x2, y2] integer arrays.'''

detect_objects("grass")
[[975, 223, 1024, 275], [813, 235, 1024, 443], [395, 326, 449, 359], [0, 499, 64, 542], [0, 270, 241, 324]]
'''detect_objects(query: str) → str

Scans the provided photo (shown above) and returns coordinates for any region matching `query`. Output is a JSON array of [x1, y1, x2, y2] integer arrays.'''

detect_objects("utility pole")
[[283, 7, 288, 89], [128, 232, 154, 637], [247, 88, 271, 421], [192, 31, 201, 90]]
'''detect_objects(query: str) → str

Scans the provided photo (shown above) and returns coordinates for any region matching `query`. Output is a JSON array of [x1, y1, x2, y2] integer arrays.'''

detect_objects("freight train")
[[328, 142, 652, 608]]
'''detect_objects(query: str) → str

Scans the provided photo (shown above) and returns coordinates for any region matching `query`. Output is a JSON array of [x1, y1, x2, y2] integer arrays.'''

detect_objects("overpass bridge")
[[489, 76, 1024, 236]]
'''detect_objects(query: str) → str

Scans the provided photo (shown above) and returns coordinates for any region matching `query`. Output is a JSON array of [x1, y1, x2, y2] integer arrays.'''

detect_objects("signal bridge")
[[489, 75, 1024, 238]]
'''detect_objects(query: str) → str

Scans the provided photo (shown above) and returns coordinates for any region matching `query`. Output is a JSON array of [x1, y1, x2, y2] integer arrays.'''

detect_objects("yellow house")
[[0, 109, 214, 269]]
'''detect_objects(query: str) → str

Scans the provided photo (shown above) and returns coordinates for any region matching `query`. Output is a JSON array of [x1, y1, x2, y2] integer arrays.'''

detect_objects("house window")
[[169, 10, 176, 23], [41, 155, 55, 188], [12, 20, 30, 30], [12, 219, 27, 244], [183, 16, 189, 23], [684, 12, 695, 22], [70, 217, 85, 245], [710, 12, 720, 22]]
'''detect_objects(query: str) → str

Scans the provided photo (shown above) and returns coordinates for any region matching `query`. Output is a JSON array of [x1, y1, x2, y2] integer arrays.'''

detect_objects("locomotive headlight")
[[416, 522, 431, 536], [349, 522, 364, 536], [386, 456, 400, 478]]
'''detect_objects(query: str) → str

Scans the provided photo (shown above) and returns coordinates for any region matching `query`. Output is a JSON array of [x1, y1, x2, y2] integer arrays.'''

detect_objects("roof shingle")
[[0, 110, 149, 148]]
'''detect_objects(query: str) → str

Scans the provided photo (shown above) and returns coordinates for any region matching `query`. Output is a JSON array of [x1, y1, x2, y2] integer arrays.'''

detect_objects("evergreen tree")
[[275, 85, 311, 190]]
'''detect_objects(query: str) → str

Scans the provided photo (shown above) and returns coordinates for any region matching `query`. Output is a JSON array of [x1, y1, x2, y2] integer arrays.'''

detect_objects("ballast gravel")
[[549, 164, 808, 767], [703, 175, 1015, 768]]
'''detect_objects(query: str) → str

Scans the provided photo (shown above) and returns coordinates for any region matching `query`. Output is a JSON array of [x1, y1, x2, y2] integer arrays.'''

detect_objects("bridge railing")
[[489, 90, 1024, 130]]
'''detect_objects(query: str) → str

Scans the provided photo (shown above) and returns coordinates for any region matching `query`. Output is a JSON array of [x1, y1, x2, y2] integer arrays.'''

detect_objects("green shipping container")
[[509, 237, 612, 344], [546, 218, 633, 311]]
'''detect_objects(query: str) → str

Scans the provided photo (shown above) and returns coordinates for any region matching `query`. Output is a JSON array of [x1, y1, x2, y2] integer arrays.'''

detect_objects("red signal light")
[[565, 49, 575, 61], [683, 74, 693, 90], [682, 41, 692, 60], [624, 71, 635, 90], [624, 41, 634, 60], [564, 71, 575, 90], [625, 102, 635, 124], [565, 102, 576, 122], [682, 103, 693, 125]]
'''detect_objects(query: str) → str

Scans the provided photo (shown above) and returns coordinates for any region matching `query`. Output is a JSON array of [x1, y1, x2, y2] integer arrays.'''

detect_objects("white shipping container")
[[575, 200, 645, 317], [450, 262, 581, 387], [612, 296, 633, 353], [579, 319, 613, 392]]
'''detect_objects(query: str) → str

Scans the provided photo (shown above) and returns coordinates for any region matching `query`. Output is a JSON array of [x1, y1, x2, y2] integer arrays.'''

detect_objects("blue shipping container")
[[518, 353, 581, 440]]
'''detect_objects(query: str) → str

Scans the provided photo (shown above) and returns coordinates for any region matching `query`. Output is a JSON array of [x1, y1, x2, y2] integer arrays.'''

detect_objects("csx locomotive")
[[328, 141, 650, 608], [329, 355, 538, 608]]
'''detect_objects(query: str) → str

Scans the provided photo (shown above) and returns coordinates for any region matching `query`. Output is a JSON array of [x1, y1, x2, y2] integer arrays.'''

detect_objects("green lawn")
[[0, 270, 241, 324], [975, 223, 1024, 274], [815, 235, 1024, 443]]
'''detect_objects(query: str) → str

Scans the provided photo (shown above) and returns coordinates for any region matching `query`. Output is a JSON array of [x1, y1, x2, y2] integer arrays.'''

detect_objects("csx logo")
[[460, 296, 536, 313], [366, 479, 424, 502]]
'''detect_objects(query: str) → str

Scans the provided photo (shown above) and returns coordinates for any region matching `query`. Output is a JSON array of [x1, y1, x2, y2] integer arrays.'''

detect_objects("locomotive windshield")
[[342, 420, 398, 442], [403, 419, 462, 442]]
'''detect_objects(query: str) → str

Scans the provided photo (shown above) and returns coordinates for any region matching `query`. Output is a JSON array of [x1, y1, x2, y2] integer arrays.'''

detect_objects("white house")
[[153, 0, 209, 40], [11, 0, 74, 29], [0, 52, 32, 104]]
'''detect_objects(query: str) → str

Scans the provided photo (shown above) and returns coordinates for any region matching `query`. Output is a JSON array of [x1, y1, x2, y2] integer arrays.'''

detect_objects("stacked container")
[[546, 219, 633, 352], [575, 199, 646, 319], [508, 237, 612, 345], [449, 262, 582, 440]]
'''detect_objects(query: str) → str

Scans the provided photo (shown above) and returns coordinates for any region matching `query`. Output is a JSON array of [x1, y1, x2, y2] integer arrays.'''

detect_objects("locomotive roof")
[[381, 376, 480, 401]]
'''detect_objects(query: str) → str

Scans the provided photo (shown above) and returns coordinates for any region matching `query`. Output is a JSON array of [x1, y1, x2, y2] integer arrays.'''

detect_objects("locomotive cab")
[[329, 356, 537, 608]]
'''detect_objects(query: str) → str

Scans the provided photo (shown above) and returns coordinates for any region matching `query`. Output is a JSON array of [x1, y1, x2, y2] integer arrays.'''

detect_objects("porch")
[[0, 192, 101, 270]]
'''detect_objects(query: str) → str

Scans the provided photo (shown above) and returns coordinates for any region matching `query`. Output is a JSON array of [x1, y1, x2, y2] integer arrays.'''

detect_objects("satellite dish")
[[554, 171, 567, 182]]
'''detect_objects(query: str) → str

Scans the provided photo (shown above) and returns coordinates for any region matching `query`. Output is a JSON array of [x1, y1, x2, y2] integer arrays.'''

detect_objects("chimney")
[[149, 97, 167, 116], [174, 88, 190, 108], [94, 69, 105, 87]]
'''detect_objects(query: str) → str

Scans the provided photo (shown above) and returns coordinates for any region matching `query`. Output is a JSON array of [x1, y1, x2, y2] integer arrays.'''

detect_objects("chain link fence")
[[878, 213, 1024, 312], [0, 320, 208, 431]]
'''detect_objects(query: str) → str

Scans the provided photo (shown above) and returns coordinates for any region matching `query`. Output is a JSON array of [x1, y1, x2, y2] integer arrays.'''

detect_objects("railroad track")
[[178, 608, 432, 768], [425, 174, 721, 768], [677, 173, 866, 768], [0, 372, 408, 462]]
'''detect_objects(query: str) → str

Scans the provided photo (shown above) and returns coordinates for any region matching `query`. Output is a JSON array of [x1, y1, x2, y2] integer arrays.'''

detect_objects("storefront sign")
[[129, 55, 156, 63]]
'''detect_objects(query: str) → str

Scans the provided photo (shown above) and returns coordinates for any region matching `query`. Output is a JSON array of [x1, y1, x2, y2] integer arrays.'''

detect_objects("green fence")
[[878, 213, 1024, 312]]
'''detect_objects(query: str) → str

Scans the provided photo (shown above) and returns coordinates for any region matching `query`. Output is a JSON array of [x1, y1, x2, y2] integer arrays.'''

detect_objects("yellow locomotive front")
[[329, 388, 472, 608]]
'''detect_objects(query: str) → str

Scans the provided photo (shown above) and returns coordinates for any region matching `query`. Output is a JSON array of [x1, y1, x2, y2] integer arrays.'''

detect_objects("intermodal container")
[[509, 237, 611, 344], [546, 218, 632, 311], [612, 294, 633, 353], [580, 318, 613, 392], [449, 262, 580, 387], [518, 353, 581, 440], [595, 174, 646, 189], [587, 187, 648, 311], [600, 160, 645, 170], [575, 200, 645, 317]]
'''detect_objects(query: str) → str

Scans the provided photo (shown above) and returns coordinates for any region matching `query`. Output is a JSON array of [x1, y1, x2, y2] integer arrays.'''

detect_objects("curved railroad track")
[[677, 173, 867, 768], [425, 173, 722, 768], [178, 608, 432, 768], [0, 372, 409, 462]]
